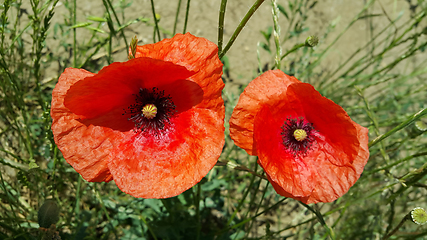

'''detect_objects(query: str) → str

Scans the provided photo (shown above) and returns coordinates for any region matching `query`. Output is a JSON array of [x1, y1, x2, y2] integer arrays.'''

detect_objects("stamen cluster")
[[124, 87, 176, 134], [281, 117, 316, 156]]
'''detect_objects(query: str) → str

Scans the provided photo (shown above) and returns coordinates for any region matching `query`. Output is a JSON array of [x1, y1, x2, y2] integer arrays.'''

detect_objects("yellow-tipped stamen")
[[293, 129, 307, 141], [142, 104, 157, 119]]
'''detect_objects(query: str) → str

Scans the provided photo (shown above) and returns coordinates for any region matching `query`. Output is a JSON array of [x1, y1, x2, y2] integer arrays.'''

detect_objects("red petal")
[[254, 105, 315, 197], [268, 123, 369, 203], [253, 81, 370, 203], [286, 83, 359, 166], [230, 70, 299, 155], [51, 68, 114, 182], [64, 57, 196, 120], [134, 33, 224, 118], [108, 108, 225, 198]]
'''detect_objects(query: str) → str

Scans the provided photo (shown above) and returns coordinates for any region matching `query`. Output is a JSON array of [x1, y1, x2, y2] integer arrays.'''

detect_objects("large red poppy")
[[229, 70, 369, 204], [51, 33, 225, 198]]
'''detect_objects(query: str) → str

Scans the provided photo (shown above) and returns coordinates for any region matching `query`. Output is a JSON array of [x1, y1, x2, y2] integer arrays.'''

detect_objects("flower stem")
[[105, 0, 128, 49], [300, 203, 336, 240], [150, 0, 161, 42], [217, 0, 227, 52], [194, 183, 201, 240], [219, 0, 266, 59], [173, 0, 182, 35], [183, 0, 191, 33], [280, 43, 305, 61], [369, 107, 427, 148], [73, 0, 76, 67], [271, 0, 282, 70], [382, 213, 411, 240], [216, 159, 267, 180]]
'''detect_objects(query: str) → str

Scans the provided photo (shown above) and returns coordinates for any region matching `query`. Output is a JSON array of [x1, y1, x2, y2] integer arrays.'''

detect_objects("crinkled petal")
[[134, 33, 224, 118], [51, 68, 114, 182], [253, 80, 369, 204], [287, 83, 359, 166], [267, 124, 369, 204], [108, 108, 225, 198], [52, 34, 225, 199], [230, 70, 299, 155], [254, 105, 315, 197], [65, 57, 196, 120]]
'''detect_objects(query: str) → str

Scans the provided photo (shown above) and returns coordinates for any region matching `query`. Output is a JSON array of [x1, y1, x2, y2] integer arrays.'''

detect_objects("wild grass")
[[1, 0, 427, 239]]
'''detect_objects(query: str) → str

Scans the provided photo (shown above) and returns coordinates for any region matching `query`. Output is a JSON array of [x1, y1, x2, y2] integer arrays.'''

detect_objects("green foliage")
[[1, 0, 427, 239]]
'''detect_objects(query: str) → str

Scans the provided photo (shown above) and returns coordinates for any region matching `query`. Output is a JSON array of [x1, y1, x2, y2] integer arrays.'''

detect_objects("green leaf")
[[28, 160, 39, 169], [84, 26, 106, 33], [277, 4, 289, 19], [69, 22, 93, 29], [87, 16, 107, 22]]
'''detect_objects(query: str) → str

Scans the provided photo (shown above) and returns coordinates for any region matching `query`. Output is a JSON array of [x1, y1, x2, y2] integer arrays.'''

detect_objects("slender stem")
[[226, 167, 257, 226], [300, 203, 336, 240], [140, 214, 158, 240], [0, 169, 21, 230], [382, 213, 410, 240], [74, 176, 81, 216], [369, 107, 427, 148], [195, 183, 201, 240], [150, 0, 161, 42], [183, 0, 191, 33], [303, 0, 375, 75], [102, 0, 113, 63], [94, 183, 118, 238], [173, 0, 182, 35], [217, 0, 227, 52], [271, 0, 281, 69], [105, 0, 128, 49], [280, 43, 304, 61], [219, 0, 266, 59], [216, 159, 267, 180], [73, 0, 77, 67]]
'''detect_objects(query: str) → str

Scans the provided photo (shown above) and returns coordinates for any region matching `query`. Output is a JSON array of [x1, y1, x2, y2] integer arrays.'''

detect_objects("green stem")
[[74, 176, 81, 216], [183, 0, 191, 33], [95, 183, 118, 238], [219, 0, 266, 59], [150, 0, 161, 42], [195, 183, 201, 240], [173, 0, 182, 35], [271, 0, 281, 69], [300, 202, 336, 240], [382, 213, 410, 240], [140, 214, 158, 240], [369, 107, 427, 148], [280, 43, 304, 61], [105, 0, 128, 49], [73, 0, 77, 67], [217, 0, 227, 52]]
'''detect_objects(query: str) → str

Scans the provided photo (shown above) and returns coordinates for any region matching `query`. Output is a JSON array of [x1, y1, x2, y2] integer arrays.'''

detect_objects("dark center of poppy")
[[123, 87, 176, 134], [281, 117, 316, 156]]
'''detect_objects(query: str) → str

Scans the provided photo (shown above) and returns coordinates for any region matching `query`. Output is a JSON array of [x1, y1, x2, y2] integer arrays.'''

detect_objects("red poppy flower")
[[229, 70, 369, 204], [51, 33, 225, 198]]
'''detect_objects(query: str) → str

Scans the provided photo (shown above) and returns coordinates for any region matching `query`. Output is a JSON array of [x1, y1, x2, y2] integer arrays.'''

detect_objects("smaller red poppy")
[[229, 70, 369, 204]]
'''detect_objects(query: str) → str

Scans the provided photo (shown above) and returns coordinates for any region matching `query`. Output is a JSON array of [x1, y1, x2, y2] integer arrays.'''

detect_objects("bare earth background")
[[35, 0, 420, 86]]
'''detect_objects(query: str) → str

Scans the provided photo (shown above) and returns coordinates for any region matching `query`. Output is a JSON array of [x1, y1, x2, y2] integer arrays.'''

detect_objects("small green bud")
[[305, 36, 319, 47], [415, 120, 427, 131], [128, 36, 138, 60], [38, 199, 59, 228], [411, 207, 427, 225]]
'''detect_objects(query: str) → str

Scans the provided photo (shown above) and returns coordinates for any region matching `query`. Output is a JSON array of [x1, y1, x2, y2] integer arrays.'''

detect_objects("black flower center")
[[281, 117, 316, 156], [123, 87, 176, 134]]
